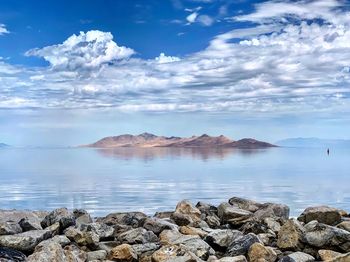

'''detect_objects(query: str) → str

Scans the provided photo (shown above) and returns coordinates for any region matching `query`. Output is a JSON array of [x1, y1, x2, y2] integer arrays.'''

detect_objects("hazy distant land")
[[83, 132, 276, 149]]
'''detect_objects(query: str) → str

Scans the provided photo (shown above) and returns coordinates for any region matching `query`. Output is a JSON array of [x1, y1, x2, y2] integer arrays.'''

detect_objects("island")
[[82, 132, 276, 149]]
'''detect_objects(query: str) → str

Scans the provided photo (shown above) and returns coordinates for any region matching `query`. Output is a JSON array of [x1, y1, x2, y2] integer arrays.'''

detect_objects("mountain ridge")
[[83, 133, 276, 149]]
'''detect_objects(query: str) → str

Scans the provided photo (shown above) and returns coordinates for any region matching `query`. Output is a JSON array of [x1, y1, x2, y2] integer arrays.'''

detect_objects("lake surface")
[[0, 147, 348, 217]]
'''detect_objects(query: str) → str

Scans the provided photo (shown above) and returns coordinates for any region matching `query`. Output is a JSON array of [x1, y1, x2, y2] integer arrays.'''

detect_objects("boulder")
[[327, 253, 350, 262], [240, 219, 269, 234], [0, 229, 53, 252], [204, 229, 243, 250], [277, 218, 305, 250], [248, 242, 277, 262], [318, 249, 343, 261], [41, 208, 75, 230], [0, 247, 26, 262], [180, 226, 208, 238], [337, 221, 350, 232], [0, 221, 22, 235], [96, 212, 147, 227], [154, 211, 173, 219], [27, 241, 66, 262], [143, 217, 178, 235], [117, 227, 159, 244], [219, 256, 248, 262], [78, 222, 115, 240], [303, 220, 350, 252], [64, 226, 99, 247], [253, 203, 289, 220], [151, 244, 201, 262], [175, 200, 202, 223], [298, 206, 342, 225], [18, 217, 42, 231], [217, 203, 252, 225], [170, 212, 193, 226], [284, 251, 315, 262], [229, 197, 263, 212], [87, 250, 107, 261], [0, 210, 47, 225], [109, 243, 138, 262], [131, 242, 161, 256], [63, 244, 87, 262], [205, 214, 221, 228], [96, 240, 119, 252], [257, 232, 276, 246], [35, 235, 71, 249], [196, 202, 218, 216], [226, 233, 262, 256], [159, 229, 214, 260]]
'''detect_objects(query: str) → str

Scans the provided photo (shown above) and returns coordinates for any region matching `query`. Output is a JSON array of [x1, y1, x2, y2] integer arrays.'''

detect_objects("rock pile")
[[0, 198, 349, 261]]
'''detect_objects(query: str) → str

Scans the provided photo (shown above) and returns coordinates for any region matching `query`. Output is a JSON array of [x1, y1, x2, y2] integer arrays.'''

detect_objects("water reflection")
[[97, 147, 268, 161]]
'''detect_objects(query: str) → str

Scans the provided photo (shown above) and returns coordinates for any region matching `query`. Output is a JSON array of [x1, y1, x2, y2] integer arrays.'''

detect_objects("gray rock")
[[132, 242, 161, 256], [219, 256, 248, 262], [303, 220, 350, 252], [254, 203, 289, 220], [286, 251, 315, 262], [204, 229, 243, 250], [19, 217, 42, 231], [117, 227, 159, 244], [27, 241, 66, 262], [36, 235, 71, 249], [75, 214, 93, 226], [63, 244, 87, 262], [196, 202, 218, 216], [0, 229, 53, 252], [87, 250, 107, 261], [298, 206, 342, 225], [154, 211, 173, 219], [0, 221, 22, 235], [226, 233, 262, 256], [229, 197, 263, 212], [96, 212, 147, 227], [96, 240, 119, 252], [79, 222, 114, 240], [159, 229, 214, 260], [41, 208, 75, 230], [64, 226, 99, 247], [337, 221, 350, 232], [205, 214, 221, 228], [0, 247, 26, 262], [0, 210, 47, 224], [143, 217, 178, 235], [217, 203, 252, 225]]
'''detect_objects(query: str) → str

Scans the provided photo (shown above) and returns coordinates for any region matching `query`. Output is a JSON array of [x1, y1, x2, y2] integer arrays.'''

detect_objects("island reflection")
[[95, 147, 268, 161]]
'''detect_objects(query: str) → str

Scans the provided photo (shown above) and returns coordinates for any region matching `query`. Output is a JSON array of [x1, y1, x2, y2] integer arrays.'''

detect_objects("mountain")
[[276, 138, 350, 148], [84, 133, 276, 149]]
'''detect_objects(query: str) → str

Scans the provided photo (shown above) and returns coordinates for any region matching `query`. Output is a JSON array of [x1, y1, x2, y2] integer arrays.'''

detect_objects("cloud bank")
[[0, 0, 350, 117]]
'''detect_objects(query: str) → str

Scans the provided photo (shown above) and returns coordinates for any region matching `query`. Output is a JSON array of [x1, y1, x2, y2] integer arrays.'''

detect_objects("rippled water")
[[0, 147, 348, 217]]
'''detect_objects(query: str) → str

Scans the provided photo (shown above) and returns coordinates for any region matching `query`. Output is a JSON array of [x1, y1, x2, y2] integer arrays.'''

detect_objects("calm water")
[[0, 147, 348, 217]]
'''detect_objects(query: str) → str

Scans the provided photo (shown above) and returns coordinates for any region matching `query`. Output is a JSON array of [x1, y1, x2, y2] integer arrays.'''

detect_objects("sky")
[[1, 0, 350, 146]]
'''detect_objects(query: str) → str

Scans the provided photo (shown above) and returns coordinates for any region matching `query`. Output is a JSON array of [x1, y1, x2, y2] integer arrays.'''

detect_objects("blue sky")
[[1, 0, 350, 146]]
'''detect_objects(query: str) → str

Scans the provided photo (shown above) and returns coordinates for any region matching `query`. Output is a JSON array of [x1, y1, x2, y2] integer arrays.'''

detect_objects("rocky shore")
[[0, 198, 349, 262]]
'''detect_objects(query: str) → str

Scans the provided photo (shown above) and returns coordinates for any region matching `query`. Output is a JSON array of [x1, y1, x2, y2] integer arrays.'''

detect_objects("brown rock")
[[277, 218, 304, 250], [248, 242, 277, 262], [174, 200, 201, 223], [180, 226, 208, 238], [318, 249, 342, 261], [298, 206, 342, 225], [337, 221, 350, 232], [109, 243, 138, 262]]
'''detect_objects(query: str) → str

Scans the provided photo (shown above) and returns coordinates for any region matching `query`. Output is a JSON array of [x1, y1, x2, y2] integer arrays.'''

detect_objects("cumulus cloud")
[[186, 12, 199, 24], [0, 24, 9, 35], [1, 1, 350, 117], [155, 53, 181, 63], [25, 30, 134, 71]]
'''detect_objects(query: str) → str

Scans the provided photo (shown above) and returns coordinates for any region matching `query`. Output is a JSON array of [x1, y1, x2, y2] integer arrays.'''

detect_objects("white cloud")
[[25, 30, 135, 71], [1, 1, 350, 117], [197, 15, 214, 26], [186, 12, 198, 24], [155, 53, 181, 64], [0, 24, 9, 35]]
